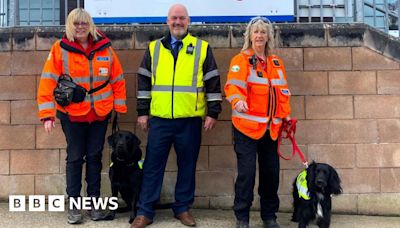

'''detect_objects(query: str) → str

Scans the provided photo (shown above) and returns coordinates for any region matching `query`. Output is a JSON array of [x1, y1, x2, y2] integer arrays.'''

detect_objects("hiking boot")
[[236, 220, 249, 228], [67, 208, 83, 224]]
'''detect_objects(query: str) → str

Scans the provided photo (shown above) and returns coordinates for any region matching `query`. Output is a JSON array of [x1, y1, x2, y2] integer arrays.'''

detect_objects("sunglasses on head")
[[249, 16, 271, 25]]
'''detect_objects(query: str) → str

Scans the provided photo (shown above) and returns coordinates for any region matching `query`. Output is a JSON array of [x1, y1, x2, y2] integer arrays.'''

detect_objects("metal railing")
[[295, 0, 400, 35]]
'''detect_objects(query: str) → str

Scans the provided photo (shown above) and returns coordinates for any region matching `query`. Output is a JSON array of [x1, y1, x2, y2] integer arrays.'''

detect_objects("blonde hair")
[[65, 8, 99, 42], [242, 18, 275, 55]]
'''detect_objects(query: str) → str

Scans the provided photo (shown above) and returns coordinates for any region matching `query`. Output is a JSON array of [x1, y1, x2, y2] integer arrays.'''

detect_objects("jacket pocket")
[[276, 88, 291, 117], [248, 84, 269, 114]]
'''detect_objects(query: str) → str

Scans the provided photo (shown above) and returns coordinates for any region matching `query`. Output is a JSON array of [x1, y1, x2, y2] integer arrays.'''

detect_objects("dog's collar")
[[109, 159, 144, 170]]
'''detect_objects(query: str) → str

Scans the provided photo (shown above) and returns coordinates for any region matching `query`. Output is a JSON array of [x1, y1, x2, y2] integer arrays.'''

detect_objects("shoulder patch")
[[231, 65, 240, 72], [273, 59, 280, 66]]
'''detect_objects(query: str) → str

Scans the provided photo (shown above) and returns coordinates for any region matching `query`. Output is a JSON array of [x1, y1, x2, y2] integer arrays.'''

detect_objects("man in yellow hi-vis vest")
[[132, 3, 222, 228]]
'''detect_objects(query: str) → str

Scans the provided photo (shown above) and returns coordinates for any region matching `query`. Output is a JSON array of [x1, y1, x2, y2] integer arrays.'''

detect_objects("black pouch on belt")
[[53, 74, 109, 107]]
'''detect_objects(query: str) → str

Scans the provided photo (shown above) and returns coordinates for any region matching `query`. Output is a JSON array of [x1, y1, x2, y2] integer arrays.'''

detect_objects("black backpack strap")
[[87, 79, 110, 95]]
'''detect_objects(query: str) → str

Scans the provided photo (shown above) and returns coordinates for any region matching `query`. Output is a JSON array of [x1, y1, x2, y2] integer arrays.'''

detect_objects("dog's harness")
[[277, 118, 308, 167], [296, 170, 310, 200]]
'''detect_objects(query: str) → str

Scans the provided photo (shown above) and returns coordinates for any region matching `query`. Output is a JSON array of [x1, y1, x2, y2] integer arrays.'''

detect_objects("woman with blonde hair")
[[37, 8, 127, 224], [225, 17, 291, 228]]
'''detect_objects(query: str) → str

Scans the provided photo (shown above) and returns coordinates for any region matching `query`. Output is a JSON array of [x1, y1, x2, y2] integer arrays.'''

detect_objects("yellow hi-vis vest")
[[149, 34, 208, 118], [296, 170, 310, 200]]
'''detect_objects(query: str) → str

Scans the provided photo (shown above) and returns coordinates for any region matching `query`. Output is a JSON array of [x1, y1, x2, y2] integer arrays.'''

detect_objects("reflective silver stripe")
[[152, 85, 203, 93], [203, 69, 219, 81], [226, 94, 244, 103], [38, 102, 55, 111], [152, 40, 161, 84], [192, 39, 202, 86], [271, 69, 287, 86], [114, 99, 126, 105], [137, 90, 151, 98], [297, 185, 310, 199], [138, 67, 152, 77], [110, 74, 124, 84], [232, 110, 269, 123], [41, 72, 58, 81], [85, 90, 113, 102], [206, 93, 222, 101], [71, 76, 110, 84], [61, 48, 69, 75], [72, 77, 89, 83], [248, 69, 269, 84], [226, 79, 247, 89]]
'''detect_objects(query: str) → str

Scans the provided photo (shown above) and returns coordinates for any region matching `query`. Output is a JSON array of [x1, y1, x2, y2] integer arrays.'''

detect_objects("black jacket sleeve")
[[203, 45, 222, 119], [136, 47, 152, 116]]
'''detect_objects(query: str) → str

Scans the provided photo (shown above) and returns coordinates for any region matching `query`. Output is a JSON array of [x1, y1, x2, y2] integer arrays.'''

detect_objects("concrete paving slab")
[[1, 203, 399, 228]]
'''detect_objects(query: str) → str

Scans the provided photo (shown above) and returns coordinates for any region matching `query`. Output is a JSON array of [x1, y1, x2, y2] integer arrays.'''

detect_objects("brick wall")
[[0, 23, 399, 216]]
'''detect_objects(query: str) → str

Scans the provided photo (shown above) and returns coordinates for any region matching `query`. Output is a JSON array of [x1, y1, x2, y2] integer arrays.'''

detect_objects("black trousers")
[[233, 126, 280, 222], [60, 117, 109, 198]]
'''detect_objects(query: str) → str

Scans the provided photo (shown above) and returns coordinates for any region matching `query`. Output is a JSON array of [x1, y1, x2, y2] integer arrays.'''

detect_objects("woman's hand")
[[44, 120, 55, 134], [234, 100, 249, 113]]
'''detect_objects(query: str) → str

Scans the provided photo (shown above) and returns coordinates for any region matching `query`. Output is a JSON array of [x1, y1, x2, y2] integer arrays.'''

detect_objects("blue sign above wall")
[[85, 0, 295, 23]]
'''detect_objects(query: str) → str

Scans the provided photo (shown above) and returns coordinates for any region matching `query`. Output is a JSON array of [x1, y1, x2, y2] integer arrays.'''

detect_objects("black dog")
[[104, 130, 143, 224], [291, 162, 342, 228]]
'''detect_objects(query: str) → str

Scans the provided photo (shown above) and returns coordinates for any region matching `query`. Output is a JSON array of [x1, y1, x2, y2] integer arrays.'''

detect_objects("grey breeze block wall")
[[0, 23, 399, 216]]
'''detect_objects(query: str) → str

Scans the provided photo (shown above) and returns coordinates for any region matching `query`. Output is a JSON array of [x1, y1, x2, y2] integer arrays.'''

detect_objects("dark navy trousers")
[[233, 126, 280, 222], [137, 117, 202, 220], [60, 117, 108, 198]]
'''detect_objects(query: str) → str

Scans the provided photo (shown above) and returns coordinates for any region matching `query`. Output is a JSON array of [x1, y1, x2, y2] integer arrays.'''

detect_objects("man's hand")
[[44, 120, 55, 134], [204, 116, 217, 131], [137, 115, 149, 131], [234, 100, 248, 113]]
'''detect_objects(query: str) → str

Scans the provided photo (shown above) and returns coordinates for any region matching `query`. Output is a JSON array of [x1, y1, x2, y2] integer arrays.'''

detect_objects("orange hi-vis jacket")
[[37, 34, 127, 120], [225, 49, 291, 140]]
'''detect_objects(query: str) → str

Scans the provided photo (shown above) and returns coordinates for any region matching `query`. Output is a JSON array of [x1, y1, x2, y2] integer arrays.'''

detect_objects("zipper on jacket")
[[195, 89, 198, 111], [89, 59, 94, 108], [272, 86, 277, 117], [171, 50, 177, 119]]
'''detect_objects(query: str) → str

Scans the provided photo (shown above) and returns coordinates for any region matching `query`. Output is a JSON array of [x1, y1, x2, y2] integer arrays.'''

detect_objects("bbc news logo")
[[9, 195, 118, 212]]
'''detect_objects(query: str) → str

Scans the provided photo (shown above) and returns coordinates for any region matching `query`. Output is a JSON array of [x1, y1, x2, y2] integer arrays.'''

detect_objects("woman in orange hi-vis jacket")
[[225, 17, 291, 228], [37, 8, 126, 224]]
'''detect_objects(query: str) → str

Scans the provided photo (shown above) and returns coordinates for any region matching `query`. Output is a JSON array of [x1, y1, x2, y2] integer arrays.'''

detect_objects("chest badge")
[[99, 67, 109, 76]]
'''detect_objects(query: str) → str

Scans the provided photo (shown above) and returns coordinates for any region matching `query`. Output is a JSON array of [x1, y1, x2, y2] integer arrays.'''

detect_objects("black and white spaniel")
[[292, 162, 342, 228]]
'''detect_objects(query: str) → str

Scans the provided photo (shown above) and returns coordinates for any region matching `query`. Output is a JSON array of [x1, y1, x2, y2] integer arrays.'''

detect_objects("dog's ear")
[[107, 134, 114, 147], [328, 166, 342, 195]]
